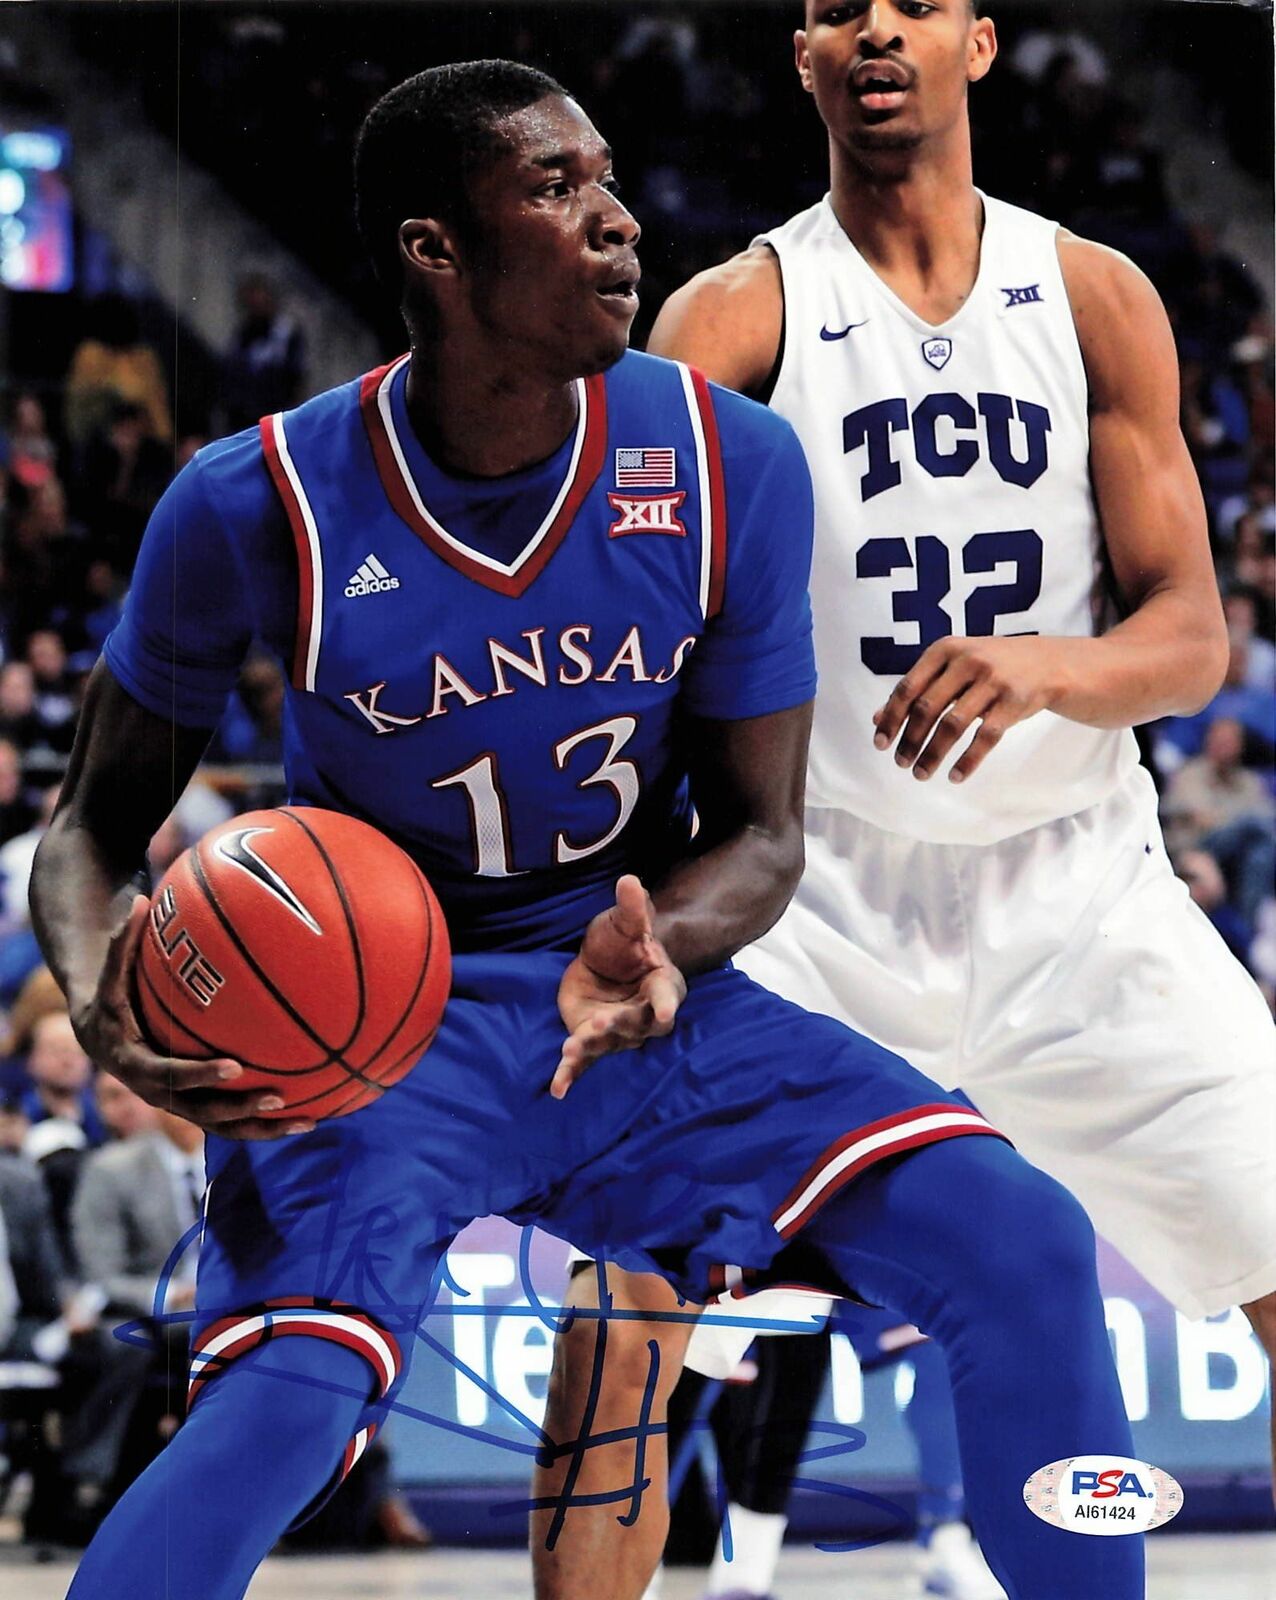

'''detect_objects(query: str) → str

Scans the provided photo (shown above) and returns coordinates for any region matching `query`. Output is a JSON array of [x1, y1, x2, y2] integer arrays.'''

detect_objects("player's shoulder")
[[647, 246, 782, 394], [185, 373, 366, 517], [1055, 229, 1172, 387], [1056, 229, 1164, 325], [665, 245, 782, 320]]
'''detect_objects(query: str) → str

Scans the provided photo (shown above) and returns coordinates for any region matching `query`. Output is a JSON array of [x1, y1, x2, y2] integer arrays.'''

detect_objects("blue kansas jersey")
[[106, 351, 816, 950], [102, 353, 1005, 1512]]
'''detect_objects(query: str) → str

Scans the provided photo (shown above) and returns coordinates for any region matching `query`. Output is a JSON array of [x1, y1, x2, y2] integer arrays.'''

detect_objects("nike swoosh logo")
[[820, 320, 869, 341], [212, 825, 324, 934]]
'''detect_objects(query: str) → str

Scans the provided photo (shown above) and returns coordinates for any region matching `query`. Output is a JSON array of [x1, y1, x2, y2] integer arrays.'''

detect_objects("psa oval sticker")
[[1023, 1456, 1183, 1535]]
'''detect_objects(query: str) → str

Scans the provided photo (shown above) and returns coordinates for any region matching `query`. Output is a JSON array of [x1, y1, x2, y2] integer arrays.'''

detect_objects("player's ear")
[[794, 29, 814, 94], [399, 217, 460, 281], [967, 16, 997, 84]]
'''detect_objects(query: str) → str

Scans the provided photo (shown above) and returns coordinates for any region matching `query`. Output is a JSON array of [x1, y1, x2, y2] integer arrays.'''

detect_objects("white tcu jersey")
[[758, 193, 1138, 844]]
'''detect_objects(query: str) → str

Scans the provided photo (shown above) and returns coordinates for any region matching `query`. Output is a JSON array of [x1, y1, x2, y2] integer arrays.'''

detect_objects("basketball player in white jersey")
[[533, 5, 1275, 1597]]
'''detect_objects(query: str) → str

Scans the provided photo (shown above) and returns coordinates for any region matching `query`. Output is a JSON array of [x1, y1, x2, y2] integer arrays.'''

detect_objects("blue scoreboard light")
[[0, 128, 74, 292]]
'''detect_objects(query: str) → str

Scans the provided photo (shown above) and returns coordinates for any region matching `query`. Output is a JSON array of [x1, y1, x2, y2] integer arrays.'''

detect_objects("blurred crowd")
[[0, 277, 299, 1543], [0, 0, 1271, 1550]]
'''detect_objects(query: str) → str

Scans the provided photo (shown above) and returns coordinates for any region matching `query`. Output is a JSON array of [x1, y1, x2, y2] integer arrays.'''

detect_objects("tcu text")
[[845, 392, 1052, 500]]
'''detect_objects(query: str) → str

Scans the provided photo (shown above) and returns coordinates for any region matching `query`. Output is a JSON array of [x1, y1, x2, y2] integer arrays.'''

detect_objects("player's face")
[[459, 96, 641, 381], [797, 0, 995, 158]]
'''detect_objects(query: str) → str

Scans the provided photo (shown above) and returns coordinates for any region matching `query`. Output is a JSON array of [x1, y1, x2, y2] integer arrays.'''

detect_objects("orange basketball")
[[135, 806, 450, 1122]]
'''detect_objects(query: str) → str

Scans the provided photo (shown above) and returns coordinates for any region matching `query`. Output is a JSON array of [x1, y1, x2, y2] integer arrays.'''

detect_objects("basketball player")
[[541, 3, 1276, 1595], [32, 60, 1141, 1600]]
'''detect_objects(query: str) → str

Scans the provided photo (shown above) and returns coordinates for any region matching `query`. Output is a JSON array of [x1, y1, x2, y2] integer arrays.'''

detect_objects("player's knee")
[[911, 1138, 1099, 1311], [971, 1161, 1100, 1320], [1241, 1291, 1276, 1362], [544, 1302, 689, 1450]]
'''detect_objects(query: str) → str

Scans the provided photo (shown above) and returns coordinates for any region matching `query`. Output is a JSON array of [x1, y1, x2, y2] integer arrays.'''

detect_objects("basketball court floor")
[[3, 1531, 1273, 1598]]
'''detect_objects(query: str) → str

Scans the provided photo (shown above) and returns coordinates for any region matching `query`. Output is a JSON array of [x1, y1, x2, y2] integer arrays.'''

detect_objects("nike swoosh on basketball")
[[820, 320, 869, 341]]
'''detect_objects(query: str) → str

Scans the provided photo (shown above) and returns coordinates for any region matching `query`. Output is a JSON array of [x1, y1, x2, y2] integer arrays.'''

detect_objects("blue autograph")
[[117, 1189, 912, 1563]]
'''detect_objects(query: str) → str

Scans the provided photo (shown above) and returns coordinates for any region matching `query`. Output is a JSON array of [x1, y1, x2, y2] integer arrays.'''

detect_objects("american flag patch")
[[615, 447, 676, 488]]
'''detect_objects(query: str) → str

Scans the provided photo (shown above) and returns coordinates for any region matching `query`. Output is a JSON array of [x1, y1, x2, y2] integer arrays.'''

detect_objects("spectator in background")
[[1176, 847, 1254, 967], [1086, 98, 1170, 224], [94, 1073, 158, 1143], [1164, 717, 1273, 851], [1223, 585, 1276, 695], [0, 736, 35, 845], [1158, 631, 1276, 764], [221, 272, 308, 433], [0, 782, 59, 928], [0, 1094, 29, 1155], [0, 1116, 66, 1359], [0, 1203, 17, 1353], [1216, 454, 1276, 548], [66, 1106, 205, 1516], [1250, 899, 1276, 1013], [64, 293, 172, 454], [175, 432, 209, 473], [1012, 25, 1109, 89], [77, 560, 127, 655], [0, 1100, 98, 1547], [208, 654, 286, 767], [1233, 520, 1276, 634], [26, 629, 77, 752], [3, 478, 82, 647], [0, 660, 42, 750], [75, 400, 173, 572], [1180, 355, 1251, 523], [1176, 223, 1267, 373], [19, 1010, 105, 1149], [0, 966, 67, 1095], [1, 392, 58, 492], [1164, 717, 1274, 927]]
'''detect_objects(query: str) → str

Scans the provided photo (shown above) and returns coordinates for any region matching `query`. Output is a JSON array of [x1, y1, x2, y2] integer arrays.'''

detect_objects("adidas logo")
[[344, 553, 401, 598]]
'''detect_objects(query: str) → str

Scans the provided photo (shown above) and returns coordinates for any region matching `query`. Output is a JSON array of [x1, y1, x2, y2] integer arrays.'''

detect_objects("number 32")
[[857, 528, 1043, 675]]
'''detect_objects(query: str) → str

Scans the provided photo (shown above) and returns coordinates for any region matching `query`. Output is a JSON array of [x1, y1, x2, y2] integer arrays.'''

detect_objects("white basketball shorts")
[[736, 763, 1276, 1322]]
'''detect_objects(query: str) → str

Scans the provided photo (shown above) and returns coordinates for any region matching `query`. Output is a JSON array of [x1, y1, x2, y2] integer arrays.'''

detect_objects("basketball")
[[134, 806, 450, 1122]]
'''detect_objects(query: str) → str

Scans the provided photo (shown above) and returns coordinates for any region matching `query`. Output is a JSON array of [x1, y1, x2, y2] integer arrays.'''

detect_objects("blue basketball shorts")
[[189, 949, 1002, 1485]]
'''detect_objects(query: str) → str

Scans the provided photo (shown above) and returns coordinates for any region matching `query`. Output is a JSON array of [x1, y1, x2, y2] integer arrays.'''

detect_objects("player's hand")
[[872, 635, 1070, 783], [71, 895, 314, 1140], [553, 875, 687, 1100]]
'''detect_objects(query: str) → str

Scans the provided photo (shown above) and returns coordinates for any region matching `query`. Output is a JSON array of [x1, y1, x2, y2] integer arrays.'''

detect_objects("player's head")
[[355, 61, 640, 381], [796, 0, 996, 169]]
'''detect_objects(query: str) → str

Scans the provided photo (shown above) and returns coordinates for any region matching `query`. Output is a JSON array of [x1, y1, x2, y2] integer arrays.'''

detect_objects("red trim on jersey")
[[341, 1423, 379, 1480], [187, 1298, 402, 1412], [259, 414, 315, 691], [706, 1105, 1007, 1299], [359, 357, 609, 597], [689, 368, 727, 620], [773, 1103, 1005, 1240]]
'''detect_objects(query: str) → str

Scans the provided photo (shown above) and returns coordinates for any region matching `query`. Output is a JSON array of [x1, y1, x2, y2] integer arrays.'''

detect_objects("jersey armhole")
[[754, 243, 786, 408], [679, 365, 729, 622], [1051, 227, 1094, 424], [260, 413, 322, 694]]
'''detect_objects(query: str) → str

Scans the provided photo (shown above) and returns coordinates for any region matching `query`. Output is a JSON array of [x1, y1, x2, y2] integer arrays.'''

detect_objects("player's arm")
[[554, 410, 816, 1095], [552, 703, 810, 1096], [646, 246, 783, 396], [30, 669, 298, 1139], [29, 456, 303, 1139], [874, 237, 1229, 782]]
